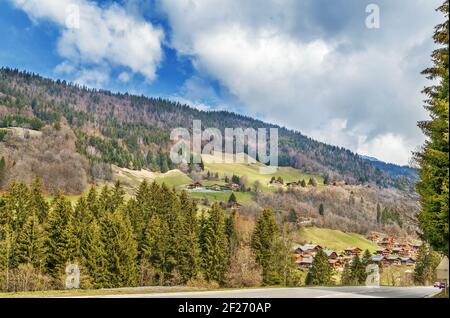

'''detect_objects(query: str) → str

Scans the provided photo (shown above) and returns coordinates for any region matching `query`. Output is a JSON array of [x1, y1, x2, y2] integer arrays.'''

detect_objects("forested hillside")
[[0, 68, 415, 192]]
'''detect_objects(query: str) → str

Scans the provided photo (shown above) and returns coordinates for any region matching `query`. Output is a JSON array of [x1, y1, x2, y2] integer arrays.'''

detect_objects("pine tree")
[[251, 208, 280, 285], [0, 182, 31, 232], [228, 192, 237, 204], [305, 250, 333, 286], [45, 192, 76, 276], [287, 209, 298, 224], [362, 249, 372, 265], [29, 178, 49, 223], [341, 262, 352, 285], [308, 177, 317, 187], [376, 203, 381, 224], [0, 225, 15, 284], [141, 213, 172, 284], [0, 156, 5, 187], [414, 243, 441, 285], [225, 210, 239, 258], [176, 191, 201, 282], [81, 219, 108, 288], [318, 203, 325, 216], [15, 212, 46, 270], [101, 210, 138, 287], [86, 186, 100, 218], [350, 254, 367, 285], [201, 203, 229, 284], [300, 179, 306, 187], [415, 1, 449, 256]]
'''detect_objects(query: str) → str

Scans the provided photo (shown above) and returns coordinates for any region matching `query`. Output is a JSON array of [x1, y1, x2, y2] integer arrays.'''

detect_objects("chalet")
[[208, 184, 224, 191], [328, 259, 341, 269], [376, 248, 391, 256], [268, 179, 283, 187], [296, 255, 314, 269], [286, 182, 300, 188], [410, 243, 421, 252], [392, 247, 403, 255], [379, 237, 395, 247], [344, 247, 362, 256], [371, 255, 385, 266], [294, 244, 322, 256], [400, 257, 416, 267], [229, 183, 240, 191], [188, 182, 203, 189], [228, 202, 242, 210], [323, 249, 338, 259], [385, 256, 401, 266], [367, 233, 381, 242]]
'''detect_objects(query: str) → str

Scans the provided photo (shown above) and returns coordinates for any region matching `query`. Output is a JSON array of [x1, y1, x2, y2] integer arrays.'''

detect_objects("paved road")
[[95, 286, 440, 298]]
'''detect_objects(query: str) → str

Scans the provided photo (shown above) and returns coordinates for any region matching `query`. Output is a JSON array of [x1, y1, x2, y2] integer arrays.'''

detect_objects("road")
[[91, 286, 440, 298]]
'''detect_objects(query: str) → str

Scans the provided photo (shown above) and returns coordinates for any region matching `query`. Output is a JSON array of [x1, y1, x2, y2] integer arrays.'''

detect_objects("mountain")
[[0, 67, 416, 192], [360, 155, 418, 180]]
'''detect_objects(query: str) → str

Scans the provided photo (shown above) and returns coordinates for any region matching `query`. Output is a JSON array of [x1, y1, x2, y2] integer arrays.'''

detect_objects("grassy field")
[[297, 227, 378, 253], [202, 154, 322, 189], [189, 191, 254, 204], [112, 165, 192, 189]]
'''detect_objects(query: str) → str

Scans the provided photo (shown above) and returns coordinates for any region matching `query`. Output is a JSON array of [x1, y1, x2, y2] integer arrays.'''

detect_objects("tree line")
[[0, 179, 302, 292]]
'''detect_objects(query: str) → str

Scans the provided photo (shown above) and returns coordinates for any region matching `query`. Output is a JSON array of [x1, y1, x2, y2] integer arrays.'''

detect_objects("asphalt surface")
[[94, 286, 441, 298]]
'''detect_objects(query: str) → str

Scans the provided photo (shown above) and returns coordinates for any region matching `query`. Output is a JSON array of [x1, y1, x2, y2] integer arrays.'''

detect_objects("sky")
[[0, 0, 443, 165]]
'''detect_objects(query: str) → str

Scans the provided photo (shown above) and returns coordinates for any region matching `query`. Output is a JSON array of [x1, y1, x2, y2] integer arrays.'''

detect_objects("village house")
[[296, 255, 314, 269], [400, 257, 416, 267], [286, 182, 300, 188], [228, 201, 242, 210], [294, 244, 322, 257], [229, 183, 240, 191], [187, 182, 203, 189], [268, 179, 283, 187], [367, 233, 381, 243], [207, 184, 225, 191], [385, 256, 402, 266], [344, 247, 362, 256], [379, 236, 395, 248], [371, 255, 385, 266], [376, 248, 391, 257]]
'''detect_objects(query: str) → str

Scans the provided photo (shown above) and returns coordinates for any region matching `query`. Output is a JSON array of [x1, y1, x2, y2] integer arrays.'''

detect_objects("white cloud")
[[73, 67, 110, 87], [12, 0, 164, 81], [118, 72, 131, 83], [161, 0, 441, 165], [357, 133, 415, 166]]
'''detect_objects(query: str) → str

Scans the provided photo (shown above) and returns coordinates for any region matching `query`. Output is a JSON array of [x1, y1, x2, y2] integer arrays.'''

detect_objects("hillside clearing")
[[202, 153, 323, 189], [297, 227, 378, 253]]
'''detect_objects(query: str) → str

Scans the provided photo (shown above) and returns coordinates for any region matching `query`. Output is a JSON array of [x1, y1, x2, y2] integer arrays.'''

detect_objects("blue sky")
[[0, 0, 444, 165]]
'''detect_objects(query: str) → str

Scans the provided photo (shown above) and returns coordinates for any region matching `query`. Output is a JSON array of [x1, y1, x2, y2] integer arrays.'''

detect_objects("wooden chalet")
[[400, 257, 416, 267], [370, 255, 385, 266], [228, 202, 242, 210], [296, 255, 314, 269], [328, 259, 341, 269], [286, 182, 300, 188], [367, 233, 381, 242], [323, 249, 338, 259], [344, 247, 362, 256], [379, 236, 395, 247], [229, 183, 240, 191], [294, 244, 322, 257], [376, 248, 391, 256], [188, 182, 203, 189], [268, 179, 283, 187], [385, 256, 401, 266]]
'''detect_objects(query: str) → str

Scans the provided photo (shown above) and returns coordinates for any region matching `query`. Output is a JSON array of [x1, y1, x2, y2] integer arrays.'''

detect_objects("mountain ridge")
[[0, 67, 417, 191]]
